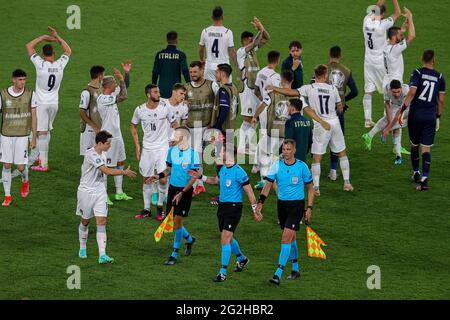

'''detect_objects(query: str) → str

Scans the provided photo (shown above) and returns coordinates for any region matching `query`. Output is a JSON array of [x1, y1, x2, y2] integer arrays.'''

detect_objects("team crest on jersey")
[[330, 70, 345, 89], [292, 176, 299, 185], [94, 93, 98, 99], [275, 101, 289, 120], [187, 90, 193, 98], [182, 162, 188, 169], [96, 158, 102, 164], [107, 158, 111, 164], [5, 99, 12, 108], [225, 179, 232, 187], [247, 108, 252, 114]]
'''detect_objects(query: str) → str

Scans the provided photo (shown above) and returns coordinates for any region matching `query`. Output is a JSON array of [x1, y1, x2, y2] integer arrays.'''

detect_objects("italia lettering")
[[294, 120, 310, 127], [159, 53, 180, 59]]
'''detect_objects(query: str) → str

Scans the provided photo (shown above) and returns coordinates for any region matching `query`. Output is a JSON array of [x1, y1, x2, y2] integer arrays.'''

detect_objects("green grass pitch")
[[1, 0, 450, 299]]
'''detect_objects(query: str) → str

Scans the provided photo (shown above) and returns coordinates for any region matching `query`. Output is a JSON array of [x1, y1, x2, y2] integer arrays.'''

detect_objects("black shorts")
[[166, 185, 193, 217], [277, 200, 304, 231], [408, 113, 436, 147], [217, 202, 243, 233]]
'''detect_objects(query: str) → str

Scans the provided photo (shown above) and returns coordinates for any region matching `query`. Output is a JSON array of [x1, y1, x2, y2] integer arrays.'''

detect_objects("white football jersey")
[[384, 83, 409, 111], [236, 46, 259, 82], [78, 147, 107, 193], [199, 26, 234, 70], [298, 83, 341, 120], [383, 40, 407, 83], [131, 103, 172, 150], [97, 87, 122, 139], [30, 53, 69, 105], [363, 14, 394, 65], [160, 98, 189, 140], [255, 67, 281, 101]]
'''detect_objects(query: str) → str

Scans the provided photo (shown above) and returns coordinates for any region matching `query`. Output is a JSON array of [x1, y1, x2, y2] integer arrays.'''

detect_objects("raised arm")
[[26, 35, 56, 56], [122, 60, 132, 88], [403, 8, 416, 45], [391, 0, 401, 21], [113, 68, 128, 103], [48, 26, 72, 56]]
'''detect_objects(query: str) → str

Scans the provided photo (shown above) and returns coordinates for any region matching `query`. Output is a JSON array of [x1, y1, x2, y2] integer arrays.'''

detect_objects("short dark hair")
[[314, 64, 328, 77], [172, 83, 186, 92], [423, 50, 435, 63], [283, 139, 296, 148], [390, 79, 402, 90], [241, 31, 254, 41], [281, 70, 294, 83], [42, 44, 54, 57], [289, 40, 302, 49], [289, 98, 303, 111], [96, 130, 113, 144], [12, 69, 27, 78], [166, 31, 178, 43], [387, 26, 401, 39], [145, 84, 158, 95], [189, 61, 203, 69], [217, 63, 232, 77], [212, 6, 223, 20], [267, 51, 280, 64], [90, 66, 105, 80], [379, 4, 387, 15], [329, 46, 341, 58]]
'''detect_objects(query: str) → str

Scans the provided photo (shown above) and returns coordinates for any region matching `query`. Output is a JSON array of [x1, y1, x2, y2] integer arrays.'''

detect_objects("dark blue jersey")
[[409, 67, 445, 116]]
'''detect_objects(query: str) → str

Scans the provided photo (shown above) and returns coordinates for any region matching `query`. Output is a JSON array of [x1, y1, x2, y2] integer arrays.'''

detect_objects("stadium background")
[[0, 0, 449, 299]]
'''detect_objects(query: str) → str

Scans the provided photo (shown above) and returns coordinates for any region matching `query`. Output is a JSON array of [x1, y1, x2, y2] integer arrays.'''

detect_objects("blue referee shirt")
[[166, 145, 201, 188], [265, 159, 312, 201], [218, 164, 250, 203]]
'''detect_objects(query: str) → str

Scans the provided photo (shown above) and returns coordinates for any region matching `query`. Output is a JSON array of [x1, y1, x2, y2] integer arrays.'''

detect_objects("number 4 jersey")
[[30, 53, 70, 106], [199, 26, 234, 71]]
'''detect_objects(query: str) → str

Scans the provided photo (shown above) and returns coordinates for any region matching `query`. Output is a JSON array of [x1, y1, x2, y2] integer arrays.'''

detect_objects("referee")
[[152, 31, 190, 98], [255, 139, 315, 285], [190, 145, 261, 282]]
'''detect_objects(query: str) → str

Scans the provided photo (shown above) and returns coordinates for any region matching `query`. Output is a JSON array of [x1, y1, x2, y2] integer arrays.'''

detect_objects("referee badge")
[[226, 179, 232, 188], [182, 163, 188, 169], [292, 176, 299, 185]]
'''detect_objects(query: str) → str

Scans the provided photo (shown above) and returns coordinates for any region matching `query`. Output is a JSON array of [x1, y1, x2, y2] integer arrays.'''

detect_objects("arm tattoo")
[[117, 80, 128, 102]]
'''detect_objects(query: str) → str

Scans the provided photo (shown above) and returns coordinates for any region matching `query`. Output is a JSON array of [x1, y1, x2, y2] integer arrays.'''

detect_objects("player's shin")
[[79, 223, 89, 250], [311, 163, 321, 189], [231, 238, 245, 262], [38, 134, 49, 167], [274, 243, 291, 278], [96, 225, 107, 257], [290, 240, 299, 272], [339, 156, 350, 183], [181, 226, 193, 243], [363, 94, 372, 122], [171, 228, 183, 258], [220, 243, 232, 275], [2, 168, 12, 196], [411, 146, 420, 172], [157, 182, 168, 207], [20, 167, 29, 182], [393, 134, 401, 157], [422, 152, 431, 180], [114, 166, 124, 194], [143, 183, 152, 210]]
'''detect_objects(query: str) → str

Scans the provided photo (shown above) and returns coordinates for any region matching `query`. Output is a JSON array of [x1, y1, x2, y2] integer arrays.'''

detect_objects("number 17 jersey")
[[30, 53, 70, 105], [298, 83, 341, 121]]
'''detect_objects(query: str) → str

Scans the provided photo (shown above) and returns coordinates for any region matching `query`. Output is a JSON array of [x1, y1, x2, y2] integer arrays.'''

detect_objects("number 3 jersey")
[[131, 102, 173, 150], [298, 83, 341, 121], [363, 13, 394, 66], [30, 53, 70, 105]]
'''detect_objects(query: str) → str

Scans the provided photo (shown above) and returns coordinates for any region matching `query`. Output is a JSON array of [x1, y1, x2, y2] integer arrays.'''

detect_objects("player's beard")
[[151, 98, 160, 103]]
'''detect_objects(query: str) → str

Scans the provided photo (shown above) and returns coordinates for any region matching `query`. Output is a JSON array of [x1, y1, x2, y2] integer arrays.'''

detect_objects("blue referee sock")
[[411, 146, 420, 172], [182, 226, 193, 244], [220, 244, 231, 275], [290, 240, 299, 272], [330, 153, 338, 171], [422, 152, 431, 178], [274, 243, 291, 278], [231, 238, 245, 263], [171, 228, 183, 258]]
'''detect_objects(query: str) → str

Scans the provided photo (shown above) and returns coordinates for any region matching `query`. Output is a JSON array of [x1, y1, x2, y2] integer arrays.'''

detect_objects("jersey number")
[[367, 33, 374, 50], [211, 39, 219, 58], [48, 75, 56, 91], [150, 123, 156, 131], [418, 80, 436, 103], [318, 95, 330, 115]]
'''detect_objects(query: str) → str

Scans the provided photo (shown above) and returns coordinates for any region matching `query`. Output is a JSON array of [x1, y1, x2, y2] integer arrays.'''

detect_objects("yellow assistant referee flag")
[[306, 226, 327, 259], [154, 208, 174, 242]]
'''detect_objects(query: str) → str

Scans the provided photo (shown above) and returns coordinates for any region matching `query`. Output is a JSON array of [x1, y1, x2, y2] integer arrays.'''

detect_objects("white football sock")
[[157, 182, 168, 207], [38, 134, 49, 166], [20, 167, 28, 182], [393, 134, 401, 157], [96, 225, 107, 257], [143, 183, 152, 210], [363, 94, 372, 122], [368, 117, 386, 138], [151, 181, 157, 194], [79, 223, 89, 250], [2, 168, 11, 196], [114, 165, 124, 194], [339, 156, 350, 183], [311, 163, 321, 189]]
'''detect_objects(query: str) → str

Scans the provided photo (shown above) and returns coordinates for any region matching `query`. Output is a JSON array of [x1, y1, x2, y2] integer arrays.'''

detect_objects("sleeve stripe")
[[264, 177, 275, 183], [305, 180, 313, 185]]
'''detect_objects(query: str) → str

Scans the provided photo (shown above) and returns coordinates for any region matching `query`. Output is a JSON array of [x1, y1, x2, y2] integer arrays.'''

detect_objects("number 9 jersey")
[[30, 53, 69, 106]]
